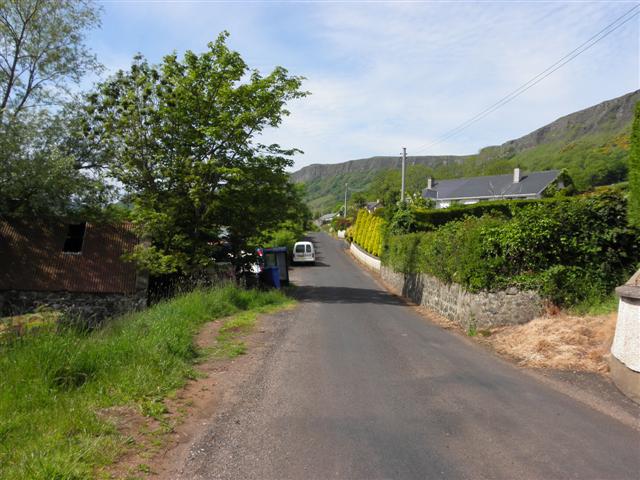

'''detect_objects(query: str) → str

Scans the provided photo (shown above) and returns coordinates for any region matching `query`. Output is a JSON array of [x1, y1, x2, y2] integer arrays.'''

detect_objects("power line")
[[412, 4, 640, 155]]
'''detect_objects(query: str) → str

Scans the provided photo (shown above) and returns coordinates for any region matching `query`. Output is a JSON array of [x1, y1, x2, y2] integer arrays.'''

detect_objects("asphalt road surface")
[[180, 232, 640, 479]]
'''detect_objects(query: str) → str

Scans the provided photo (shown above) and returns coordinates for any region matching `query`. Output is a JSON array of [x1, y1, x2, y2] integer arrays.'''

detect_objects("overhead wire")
[[410, 4, 640, 156]]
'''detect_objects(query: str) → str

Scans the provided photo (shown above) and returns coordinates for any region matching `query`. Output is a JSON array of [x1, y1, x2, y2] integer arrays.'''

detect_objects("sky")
[[88, 1, 639, 171]]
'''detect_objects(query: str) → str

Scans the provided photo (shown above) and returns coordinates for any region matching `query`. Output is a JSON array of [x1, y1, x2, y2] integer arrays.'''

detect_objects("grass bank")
[[0, 285, 292, 480]]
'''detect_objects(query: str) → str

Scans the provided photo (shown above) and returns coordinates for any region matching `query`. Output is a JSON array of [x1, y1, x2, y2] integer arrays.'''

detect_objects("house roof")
[[319, 213, 338, 222], [0, 220, 140, 294], [422, 170, 560, 201]]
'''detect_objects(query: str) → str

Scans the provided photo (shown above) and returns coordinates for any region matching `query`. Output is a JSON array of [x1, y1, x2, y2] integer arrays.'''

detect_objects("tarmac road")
[[179, 232, 640, 480]]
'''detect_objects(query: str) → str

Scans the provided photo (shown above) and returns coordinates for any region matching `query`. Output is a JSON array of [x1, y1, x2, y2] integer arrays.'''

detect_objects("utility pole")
[[344, 183, 348, 217], [401, 147, 407, 202]]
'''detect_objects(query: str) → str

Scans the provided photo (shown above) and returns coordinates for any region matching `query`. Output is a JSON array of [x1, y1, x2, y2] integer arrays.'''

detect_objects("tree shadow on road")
[[290, 285, 405, 306]]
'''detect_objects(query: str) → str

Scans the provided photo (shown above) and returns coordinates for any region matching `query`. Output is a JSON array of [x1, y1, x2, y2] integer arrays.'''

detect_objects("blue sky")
[[88, 1, 639, 170]]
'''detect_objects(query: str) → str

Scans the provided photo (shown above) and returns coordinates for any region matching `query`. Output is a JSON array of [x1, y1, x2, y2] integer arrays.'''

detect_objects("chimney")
[[427, 177, 433, 189], [513, 167, 521, 183]]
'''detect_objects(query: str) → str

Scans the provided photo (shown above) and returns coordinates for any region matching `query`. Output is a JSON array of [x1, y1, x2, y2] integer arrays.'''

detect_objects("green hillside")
[[297, 90, 637, 213], [303, 129, 631, 213]]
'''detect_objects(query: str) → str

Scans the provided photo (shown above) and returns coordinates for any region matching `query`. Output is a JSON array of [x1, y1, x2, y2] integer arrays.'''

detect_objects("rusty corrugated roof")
[[0, 219, 139, 294]]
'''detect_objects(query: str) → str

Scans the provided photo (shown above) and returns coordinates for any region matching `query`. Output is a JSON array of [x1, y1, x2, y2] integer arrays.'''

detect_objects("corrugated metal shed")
[[422, 170, 560, 201], [0, 220, 139, 294]]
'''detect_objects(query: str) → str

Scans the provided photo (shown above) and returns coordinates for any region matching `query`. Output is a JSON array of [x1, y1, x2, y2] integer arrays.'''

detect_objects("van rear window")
[[295, 244, 305, 253], [306, 244, 312, 253]]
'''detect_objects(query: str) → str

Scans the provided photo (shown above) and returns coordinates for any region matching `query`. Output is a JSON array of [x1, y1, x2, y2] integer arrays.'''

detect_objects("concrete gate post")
[[610, 270, 640, 403]]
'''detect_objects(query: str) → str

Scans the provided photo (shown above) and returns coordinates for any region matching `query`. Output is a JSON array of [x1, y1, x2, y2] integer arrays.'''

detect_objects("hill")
[[294, 90, 639, 213]]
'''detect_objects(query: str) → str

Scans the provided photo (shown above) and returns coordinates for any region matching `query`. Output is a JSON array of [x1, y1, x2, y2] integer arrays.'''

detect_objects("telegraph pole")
[[344, 183, 348, 217], [401, 147, 407, 202]]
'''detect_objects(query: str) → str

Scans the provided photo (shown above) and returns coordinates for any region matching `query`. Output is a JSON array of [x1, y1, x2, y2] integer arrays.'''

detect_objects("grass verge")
[[0, 285, 292, 480]]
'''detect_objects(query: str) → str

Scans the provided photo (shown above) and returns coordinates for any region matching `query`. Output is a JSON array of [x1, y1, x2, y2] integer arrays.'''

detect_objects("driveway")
[[178, 232, 639, 479]]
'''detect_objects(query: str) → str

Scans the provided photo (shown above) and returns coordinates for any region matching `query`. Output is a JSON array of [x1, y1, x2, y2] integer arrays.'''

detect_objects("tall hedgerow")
[[352, 209, 386, 256], [629, 101, 640, 227], [383, 190, 640, 308]]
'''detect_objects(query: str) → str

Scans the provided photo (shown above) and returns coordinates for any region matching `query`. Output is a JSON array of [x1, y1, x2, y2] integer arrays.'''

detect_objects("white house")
[[422, 168, 562, 209]]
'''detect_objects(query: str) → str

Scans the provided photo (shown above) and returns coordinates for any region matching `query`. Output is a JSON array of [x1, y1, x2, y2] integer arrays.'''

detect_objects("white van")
[[293, 241, 315, 265]]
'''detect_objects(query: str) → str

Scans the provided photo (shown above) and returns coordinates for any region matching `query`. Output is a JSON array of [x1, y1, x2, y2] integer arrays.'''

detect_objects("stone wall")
[[381, 266, 543, 329], [0, 290, 147, 326], [350, 242, 381, 271]]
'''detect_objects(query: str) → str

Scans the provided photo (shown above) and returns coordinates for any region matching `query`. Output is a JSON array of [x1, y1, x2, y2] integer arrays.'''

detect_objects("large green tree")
[[629, 102, 640, 227], [0, 107, 112, 218], [0, 0, 105, 218], [0, 0, 100, 119], [87, 33, 307, 273]]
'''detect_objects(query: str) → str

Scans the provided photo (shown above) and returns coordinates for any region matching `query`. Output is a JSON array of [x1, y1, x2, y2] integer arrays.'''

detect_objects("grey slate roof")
[[422, 170, 560, 201]]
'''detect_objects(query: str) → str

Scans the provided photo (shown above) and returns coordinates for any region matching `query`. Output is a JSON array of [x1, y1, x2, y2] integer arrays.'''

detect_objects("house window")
[[63, 223, 86, 253]]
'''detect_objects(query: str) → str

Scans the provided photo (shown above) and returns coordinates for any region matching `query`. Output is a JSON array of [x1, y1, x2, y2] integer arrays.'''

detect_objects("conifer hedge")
[[351, 209, 385, 257]]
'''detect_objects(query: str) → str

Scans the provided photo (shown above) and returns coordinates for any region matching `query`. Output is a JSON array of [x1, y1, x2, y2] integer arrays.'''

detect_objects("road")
[[179, 232, 640, 479]]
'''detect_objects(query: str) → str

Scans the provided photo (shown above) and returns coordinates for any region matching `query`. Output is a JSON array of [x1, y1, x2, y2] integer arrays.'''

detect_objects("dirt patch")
[[485, 312, 617, 373], [99, 306, 295, 479]]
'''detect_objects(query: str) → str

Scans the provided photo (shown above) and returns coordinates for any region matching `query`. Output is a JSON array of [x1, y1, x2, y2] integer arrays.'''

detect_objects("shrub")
[[351, 209, 386, 257], [413, 198, 550, 231], [383, 190, 640, 307], [629, 101, 640, 227], [264, 228, 299, 256]]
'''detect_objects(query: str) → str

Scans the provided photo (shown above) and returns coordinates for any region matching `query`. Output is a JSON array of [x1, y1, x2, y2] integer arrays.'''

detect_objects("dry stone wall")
[[381, 266, 543, 329], [0, 290, 147, 326]]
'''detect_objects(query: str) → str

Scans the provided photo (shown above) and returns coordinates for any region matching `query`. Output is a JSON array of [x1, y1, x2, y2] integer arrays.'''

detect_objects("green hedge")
[[351, 209, 385, 257], [413, 198, 553, 231], [629, 102, 640, 227], [384, 190, 640, 307]]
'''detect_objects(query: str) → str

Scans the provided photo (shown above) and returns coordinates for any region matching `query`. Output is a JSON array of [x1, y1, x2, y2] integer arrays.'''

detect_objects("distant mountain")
[[294, 90, 639, 213], [290, 154, 471, 184]]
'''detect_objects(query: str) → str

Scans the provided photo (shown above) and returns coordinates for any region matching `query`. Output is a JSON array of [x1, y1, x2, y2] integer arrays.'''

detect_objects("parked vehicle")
[[293, 241, 315, 265]]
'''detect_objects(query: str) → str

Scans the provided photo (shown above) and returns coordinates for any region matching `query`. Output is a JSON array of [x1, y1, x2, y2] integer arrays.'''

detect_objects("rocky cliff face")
[[290, 154, 471, 183], [487, 89, 639, 157], [291, 90, 639, 184]]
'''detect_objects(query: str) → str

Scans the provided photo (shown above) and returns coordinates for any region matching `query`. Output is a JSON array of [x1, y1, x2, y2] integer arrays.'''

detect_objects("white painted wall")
[[611, 296, 640, 372], [350, 242, 381, 271]]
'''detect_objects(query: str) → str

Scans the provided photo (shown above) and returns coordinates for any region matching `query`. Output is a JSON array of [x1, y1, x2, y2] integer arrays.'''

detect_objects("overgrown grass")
[[569, 293, 619, 316], [0, 285, 292, 480]]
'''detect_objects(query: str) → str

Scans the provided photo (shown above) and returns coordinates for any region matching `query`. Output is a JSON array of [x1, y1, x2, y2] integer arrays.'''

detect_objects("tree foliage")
[[629, 102, 640, 227], [351, 209, 385, 257], [0, 0, 101, 119], [86, 33, 307, 273], [0, 0, 105, 218]]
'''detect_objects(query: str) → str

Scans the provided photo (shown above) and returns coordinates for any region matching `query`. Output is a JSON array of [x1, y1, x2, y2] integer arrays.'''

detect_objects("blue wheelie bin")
[[263, 266, 281, 289]]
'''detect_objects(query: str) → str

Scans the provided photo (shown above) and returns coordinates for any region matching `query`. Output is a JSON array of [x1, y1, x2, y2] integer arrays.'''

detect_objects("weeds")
[[0, 285, 292, 480]]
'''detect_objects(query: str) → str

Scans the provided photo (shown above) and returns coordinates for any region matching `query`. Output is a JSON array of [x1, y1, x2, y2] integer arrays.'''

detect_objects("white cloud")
[[91, 1, 639, 170]]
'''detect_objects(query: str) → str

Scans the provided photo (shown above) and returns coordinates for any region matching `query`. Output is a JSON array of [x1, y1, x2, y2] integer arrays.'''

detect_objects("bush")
[[331, 216, 351, 232], [629, 101, 640, 227], [351, 209, 385, 256], [384, 215, 505, 291], [264, 228, 300, 256], [383, 190, 640, 307], [413, 198, 550, 231]]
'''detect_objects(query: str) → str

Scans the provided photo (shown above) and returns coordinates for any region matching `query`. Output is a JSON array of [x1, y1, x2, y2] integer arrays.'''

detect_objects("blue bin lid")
[[263, 247, 288, 254]]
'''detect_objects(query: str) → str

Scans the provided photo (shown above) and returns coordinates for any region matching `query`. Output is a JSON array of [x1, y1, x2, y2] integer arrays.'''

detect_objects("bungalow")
[[365, 200, 383, 213], [0, 219, 147, 323], [422, 168, 562, 209]]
